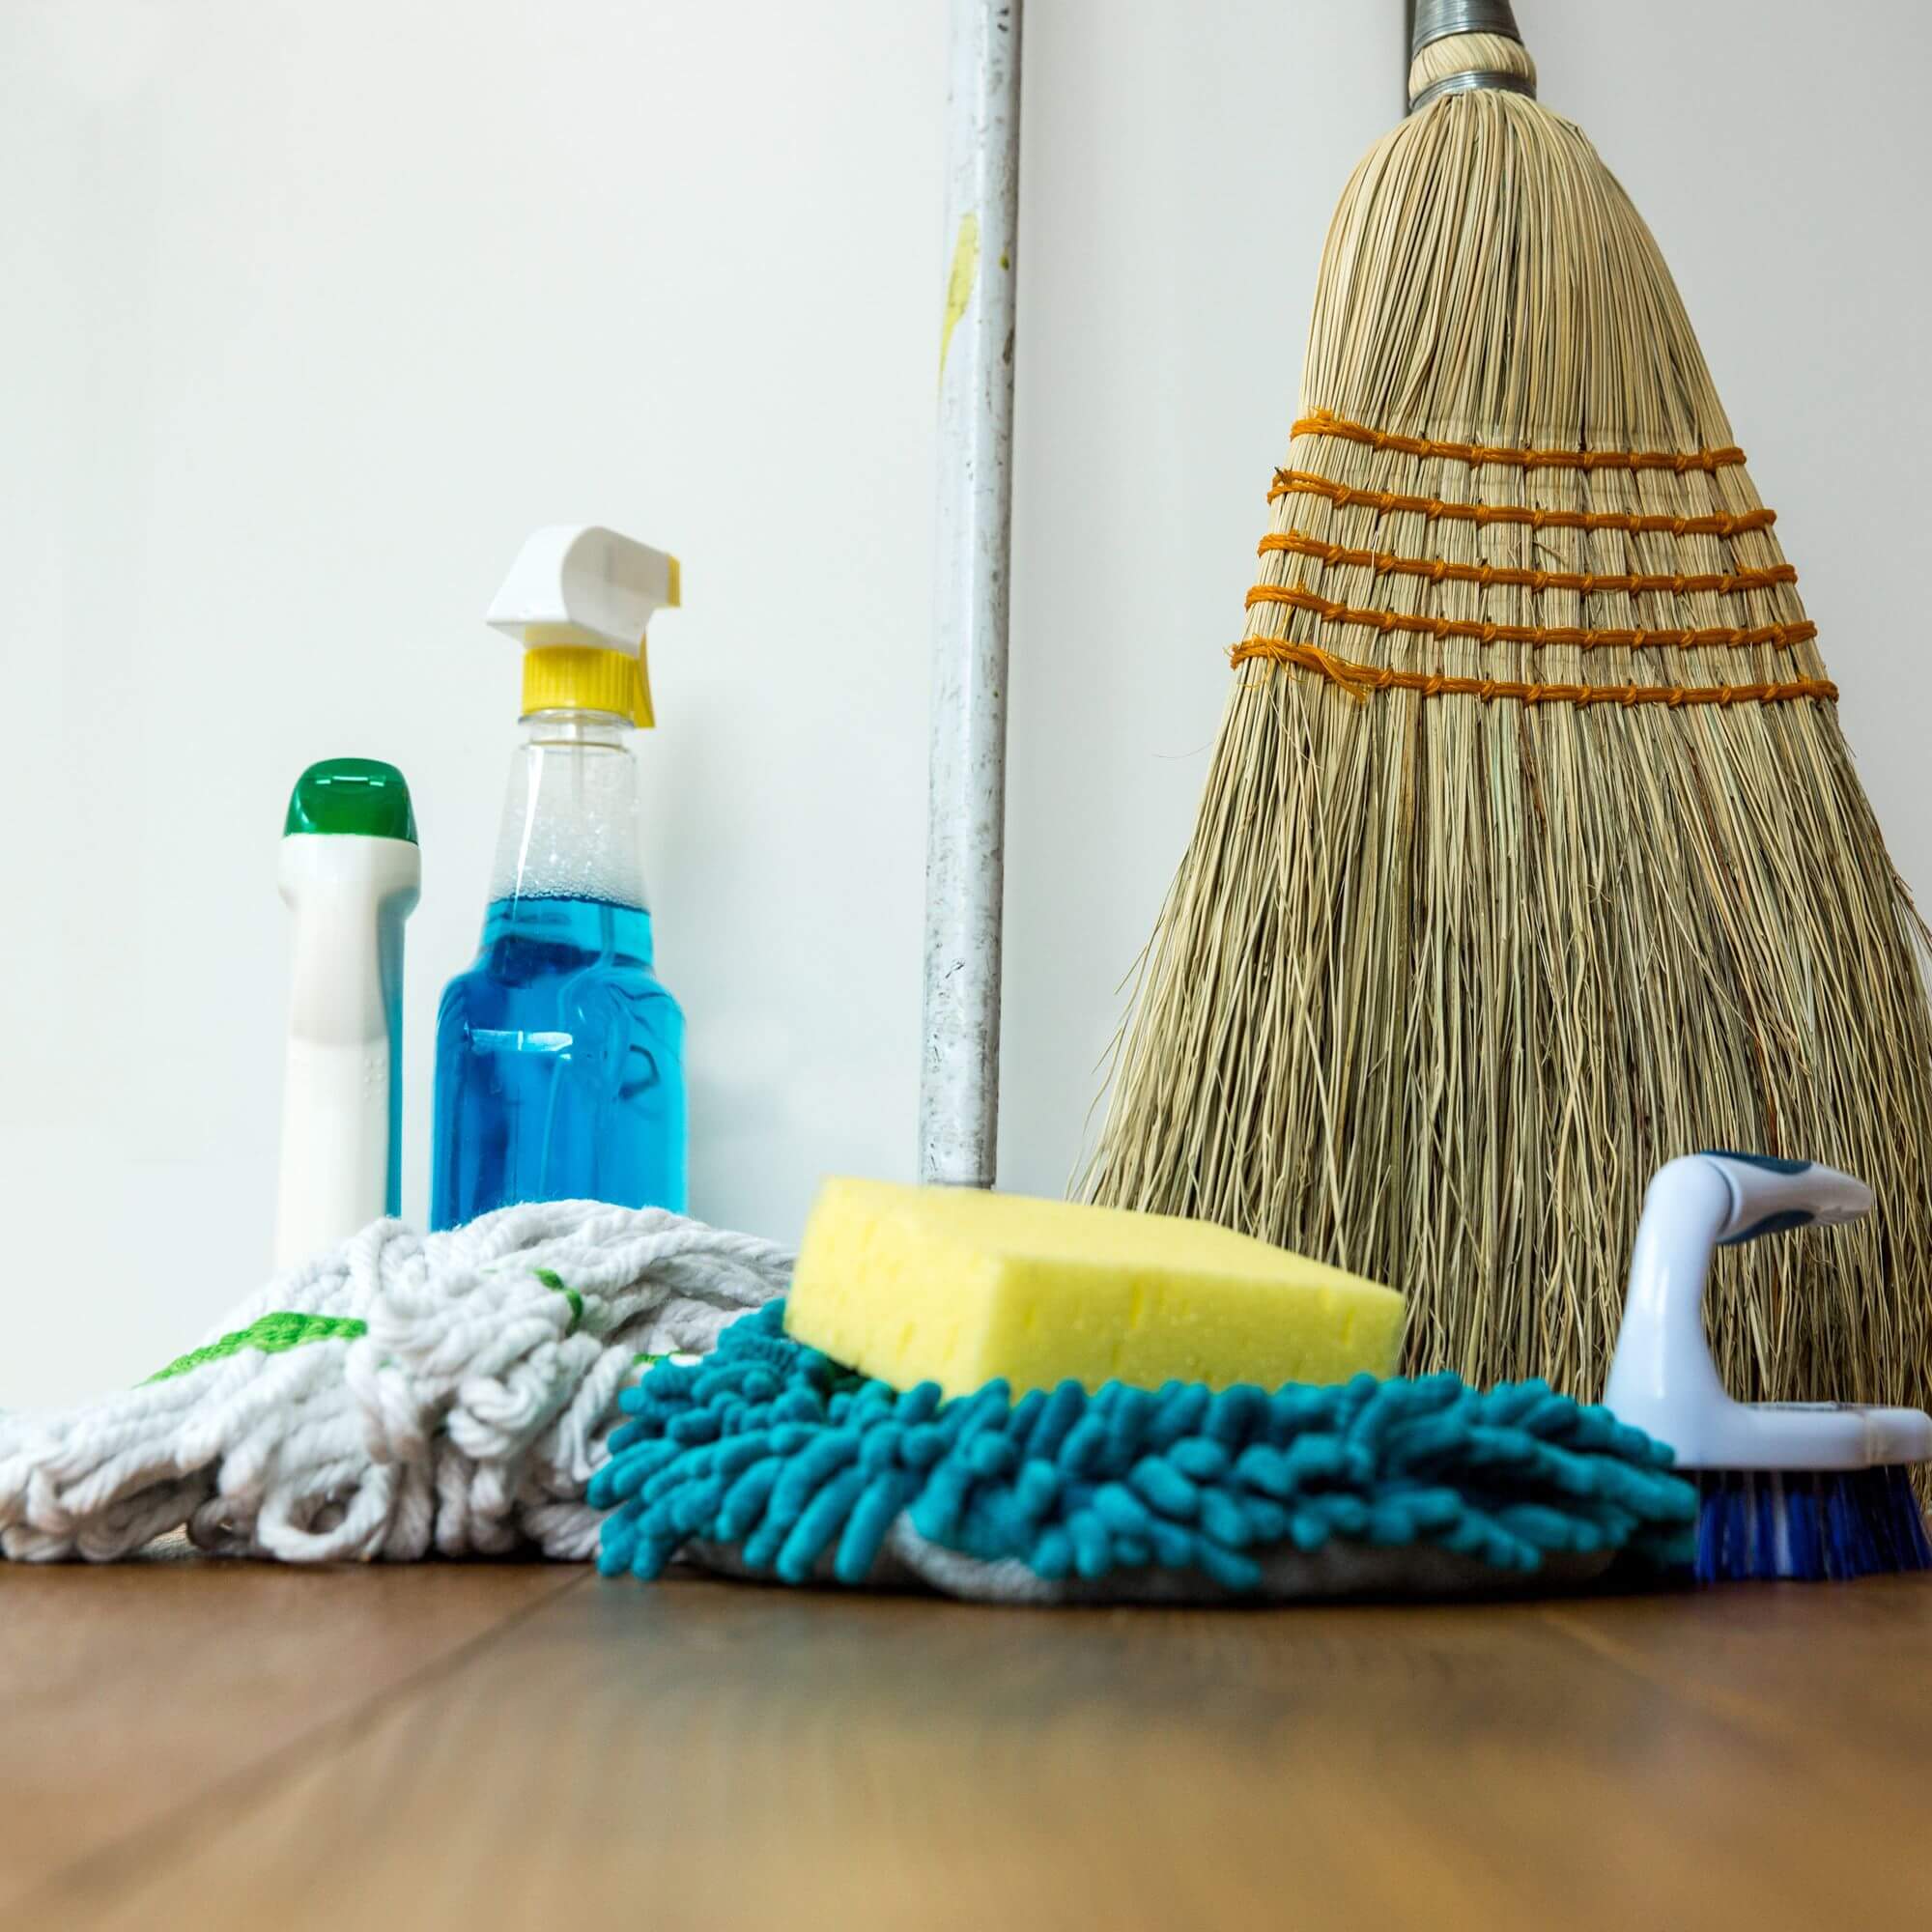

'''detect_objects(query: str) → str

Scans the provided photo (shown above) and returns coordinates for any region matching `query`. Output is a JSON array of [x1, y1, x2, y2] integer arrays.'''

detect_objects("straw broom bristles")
[[1085, 29, 1932, 1410]]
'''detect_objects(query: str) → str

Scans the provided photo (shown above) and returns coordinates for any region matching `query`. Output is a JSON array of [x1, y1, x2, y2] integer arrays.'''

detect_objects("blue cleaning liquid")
[[430, 895, 686, 1229]]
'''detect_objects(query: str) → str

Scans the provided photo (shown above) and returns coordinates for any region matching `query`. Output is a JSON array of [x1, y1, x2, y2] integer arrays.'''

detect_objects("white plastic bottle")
[[274, 758, 421, 1269]]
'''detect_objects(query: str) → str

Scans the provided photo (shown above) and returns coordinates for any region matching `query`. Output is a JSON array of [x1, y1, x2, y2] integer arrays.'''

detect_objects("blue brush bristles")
[[1694, 1466, 1932, 1583], [590, 1300, 1700, 1593]]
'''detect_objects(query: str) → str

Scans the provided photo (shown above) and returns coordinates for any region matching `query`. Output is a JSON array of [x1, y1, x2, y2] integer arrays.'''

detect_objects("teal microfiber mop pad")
[[591, 1301, 1697, 1603]]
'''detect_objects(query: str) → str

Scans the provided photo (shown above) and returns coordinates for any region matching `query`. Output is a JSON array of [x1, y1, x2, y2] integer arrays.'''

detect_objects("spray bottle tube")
[[275, 758, 421, 1267]]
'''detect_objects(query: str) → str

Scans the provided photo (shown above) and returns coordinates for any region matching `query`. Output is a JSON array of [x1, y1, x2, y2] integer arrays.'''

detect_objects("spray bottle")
[[275, 758, 420, 1268], [430, 526, 687, 1229]]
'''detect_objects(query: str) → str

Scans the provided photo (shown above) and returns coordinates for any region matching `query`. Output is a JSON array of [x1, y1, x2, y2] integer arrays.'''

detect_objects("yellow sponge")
[[785, 1178, 1405, 1401]]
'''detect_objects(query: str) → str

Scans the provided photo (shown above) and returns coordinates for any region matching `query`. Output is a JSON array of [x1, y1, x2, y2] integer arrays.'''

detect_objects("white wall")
[[5, 0, 1927, 1405]]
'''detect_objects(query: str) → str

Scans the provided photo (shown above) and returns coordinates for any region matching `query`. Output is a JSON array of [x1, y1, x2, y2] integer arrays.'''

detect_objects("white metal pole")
[[920, 0, 1023, 1189]]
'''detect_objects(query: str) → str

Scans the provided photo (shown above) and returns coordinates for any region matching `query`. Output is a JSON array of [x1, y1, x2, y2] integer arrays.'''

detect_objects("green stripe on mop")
[[146, 1313, 368, 1384]]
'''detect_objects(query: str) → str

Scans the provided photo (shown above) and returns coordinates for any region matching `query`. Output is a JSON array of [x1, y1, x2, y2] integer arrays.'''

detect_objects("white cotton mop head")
[[0, 1206, 791, 1563]]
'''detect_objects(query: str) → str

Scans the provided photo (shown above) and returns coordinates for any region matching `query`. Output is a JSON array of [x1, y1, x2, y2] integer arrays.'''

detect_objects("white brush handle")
[[1604, 1152, 1932, 1470]]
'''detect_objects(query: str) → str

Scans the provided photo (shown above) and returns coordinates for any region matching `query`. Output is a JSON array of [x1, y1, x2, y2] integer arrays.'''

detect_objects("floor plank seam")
[[1536, 1604, 1803, 1747]]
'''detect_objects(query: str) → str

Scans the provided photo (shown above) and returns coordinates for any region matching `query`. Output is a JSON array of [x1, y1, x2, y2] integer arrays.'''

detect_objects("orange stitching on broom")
[[1267, 471, 1780, 537], [1243, 582, 1818, 652], [1292, 409, 1747, 473], [1230, 637, 1838, 708], [1260, 531, 1800, 598]]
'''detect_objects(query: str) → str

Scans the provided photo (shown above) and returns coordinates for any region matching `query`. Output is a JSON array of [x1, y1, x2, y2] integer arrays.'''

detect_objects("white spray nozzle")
[[487, 526, 681, 727]]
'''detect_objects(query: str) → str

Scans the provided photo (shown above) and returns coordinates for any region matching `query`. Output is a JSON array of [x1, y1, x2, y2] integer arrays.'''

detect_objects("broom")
[[1085, 0, 1932, 1421]]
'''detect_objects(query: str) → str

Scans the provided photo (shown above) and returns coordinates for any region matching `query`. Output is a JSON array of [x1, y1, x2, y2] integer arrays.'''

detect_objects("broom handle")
[[921, 0, 1023, 1190], [1409, 0, 1522, 52], [1406, 1, 1532, 113]]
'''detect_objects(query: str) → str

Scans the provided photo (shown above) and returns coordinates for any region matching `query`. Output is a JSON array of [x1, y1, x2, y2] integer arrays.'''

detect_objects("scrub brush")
[[1605, 1151, 1932, 1582]]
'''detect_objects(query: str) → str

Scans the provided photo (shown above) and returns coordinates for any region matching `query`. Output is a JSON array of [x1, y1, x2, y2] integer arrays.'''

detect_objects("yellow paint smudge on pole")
[[939, 210, 980, 384]]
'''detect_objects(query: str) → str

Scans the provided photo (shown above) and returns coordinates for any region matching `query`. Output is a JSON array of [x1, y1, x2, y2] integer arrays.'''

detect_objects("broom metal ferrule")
[[1408, 68, 1537, 113], [1409, 0, 1523, 56]]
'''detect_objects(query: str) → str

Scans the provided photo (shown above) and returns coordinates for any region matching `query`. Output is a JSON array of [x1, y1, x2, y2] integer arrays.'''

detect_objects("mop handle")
[[920, 0, 1023, 1189]]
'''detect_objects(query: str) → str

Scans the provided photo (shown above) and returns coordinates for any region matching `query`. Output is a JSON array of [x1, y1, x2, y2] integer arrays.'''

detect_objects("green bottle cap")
[[283, 758, 418, 843]]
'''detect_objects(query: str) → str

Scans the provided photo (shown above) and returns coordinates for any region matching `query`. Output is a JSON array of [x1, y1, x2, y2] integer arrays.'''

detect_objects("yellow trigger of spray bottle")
[[430, 526, 687, 1229]]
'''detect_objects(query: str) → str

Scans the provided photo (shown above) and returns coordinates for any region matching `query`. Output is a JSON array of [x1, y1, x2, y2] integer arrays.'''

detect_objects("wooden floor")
[[2, 1557, 1927, 1928]]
